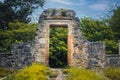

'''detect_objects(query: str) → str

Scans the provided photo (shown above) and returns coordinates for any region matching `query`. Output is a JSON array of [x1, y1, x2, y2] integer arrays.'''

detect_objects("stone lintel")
[[45, 17, 73, 20]]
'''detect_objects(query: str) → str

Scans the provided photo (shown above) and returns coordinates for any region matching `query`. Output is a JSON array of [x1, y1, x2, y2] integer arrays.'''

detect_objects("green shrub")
[[67, 68, 109, 80], [0, 21, 37, 52], [104, 67, 120, 80], [11, 63, 48, 80]]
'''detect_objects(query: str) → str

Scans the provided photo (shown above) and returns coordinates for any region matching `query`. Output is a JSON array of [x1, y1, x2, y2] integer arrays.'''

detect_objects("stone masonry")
[[0, 8, 120, 69], [33, 8, 89, 68], [119, 40, 120, 55], [0, 42, 34, 69]]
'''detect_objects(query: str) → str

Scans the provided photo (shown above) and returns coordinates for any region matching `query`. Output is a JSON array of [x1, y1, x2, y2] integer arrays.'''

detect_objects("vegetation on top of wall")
[[80, 17, 118, 54], [0, 21, 37, 52], [80, 6, 120, 54]]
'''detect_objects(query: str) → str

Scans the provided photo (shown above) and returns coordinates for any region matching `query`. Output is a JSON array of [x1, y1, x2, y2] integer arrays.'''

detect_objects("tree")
[[0, 0, 46, 30], [80, 17, 118, 54], [109, 6, 120, 40], [80, 17, 114, 41], [0, 21, 37, 52]]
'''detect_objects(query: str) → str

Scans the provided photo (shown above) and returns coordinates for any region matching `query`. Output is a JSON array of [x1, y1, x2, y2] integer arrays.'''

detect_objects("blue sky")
[[0, 0, 120, 22], [32, 0, 120, 22]]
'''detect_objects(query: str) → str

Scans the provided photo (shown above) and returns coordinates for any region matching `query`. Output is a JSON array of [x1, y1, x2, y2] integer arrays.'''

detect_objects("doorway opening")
[[49, 25, 68, 68]]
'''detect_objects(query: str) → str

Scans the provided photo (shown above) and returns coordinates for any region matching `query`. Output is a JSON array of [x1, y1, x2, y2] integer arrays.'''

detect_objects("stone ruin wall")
[[88, 42, 106, 69], [0, 42, 34, 69], [0, 9, 120, 69]]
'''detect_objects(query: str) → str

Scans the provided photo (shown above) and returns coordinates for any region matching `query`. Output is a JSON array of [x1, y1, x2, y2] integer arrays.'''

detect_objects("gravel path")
[[51, 68, 66, 80], [56, 69, 65, 80], [0, 77, 6, 80]]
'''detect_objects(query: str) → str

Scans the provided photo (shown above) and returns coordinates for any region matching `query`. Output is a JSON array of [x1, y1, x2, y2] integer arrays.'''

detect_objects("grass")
[[66, 68, 109, 80], [4, 63, 48, 80], [104, 67, 120, 80], [0, 68, 14, 78], [1, 64, 120, 80]]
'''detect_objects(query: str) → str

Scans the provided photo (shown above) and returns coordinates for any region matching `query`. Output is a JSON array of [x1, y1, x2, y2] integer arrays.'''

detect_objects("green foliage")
[[80, 17, 114, 41], [0, 21, 37, 52], [0, 0, 46, 30], [67, 68, 109, 80], [104, 67, 120, 80], [80, 17, 118, 54], [103, 39, 118, 54], [8, 63, 48, 80], [109, 6, 120, 40], [0, 68, 13, 78], [8, 21, 37, 42], [49, 27, 67, 68]]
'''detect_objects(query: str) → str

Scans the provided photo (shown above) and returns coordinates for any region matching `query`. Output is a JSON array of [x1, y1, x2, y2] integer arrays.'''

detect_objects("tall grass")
[[5, 63, 48, 80], [67, 68, 109, 80], [104, 67, 120, 80]]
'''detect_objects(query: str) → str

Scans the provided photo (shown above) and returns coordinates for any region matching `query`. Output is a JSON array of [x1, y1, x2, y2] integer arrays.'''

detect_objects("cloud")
[[89, 3, 106, 10], [51, 0, 72, 5]]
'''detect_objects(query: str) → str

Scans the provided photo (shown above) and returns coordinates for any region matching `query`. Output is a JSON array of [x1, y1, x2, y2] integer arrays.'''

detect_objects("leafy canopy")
[[0, 0, 46, 30], [0, 21, 37, 52], [80, 17, 118, 54], [109, 6, 120, 40]]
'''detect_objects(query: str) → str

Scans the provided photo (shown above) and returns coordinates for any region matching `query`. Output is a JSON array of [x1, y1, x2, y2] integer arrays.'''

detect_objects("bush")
[[0, 21, 37, 52], [7, 63, 48, 80], [67, 68, 108, 80], [104, 67, 120, 80]]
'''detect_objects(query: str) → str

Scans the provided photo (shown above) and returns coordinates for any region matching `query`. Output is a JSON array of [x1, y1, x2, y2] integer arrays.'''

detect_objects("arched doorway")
[[49, 25, 68, 68]]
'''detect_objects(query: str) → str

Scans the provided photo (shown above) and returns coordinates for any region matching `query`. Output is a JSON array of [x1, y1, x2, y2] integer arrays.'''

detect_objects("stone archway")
[[33, 9, 88, 67], [42, 20, 74, 66], [33, 9, 105, 69]]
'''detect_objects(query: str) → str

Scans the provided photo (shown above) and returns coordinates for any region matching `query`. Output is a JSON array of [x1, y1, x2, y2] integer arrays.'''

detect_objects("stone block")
[[22, 47, 31, 53], [40, 43, 45, 48], [39, 38, 47, 43]]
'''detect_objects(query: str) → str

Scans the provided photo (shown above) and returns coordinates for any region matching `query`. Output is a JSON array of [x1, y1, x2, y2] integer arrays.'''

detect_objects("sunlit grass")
[[9, 63, 48, 80], [104, 67, 120, 80], [66, 68, 109, 80]]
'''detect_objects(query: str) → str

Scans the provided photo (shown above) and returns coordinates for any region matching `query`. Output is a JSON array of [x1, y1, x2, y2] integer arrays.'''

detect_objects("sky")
[[0, 0, 120, 22], [32, 0, 120, 22]]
